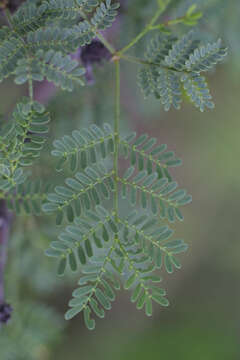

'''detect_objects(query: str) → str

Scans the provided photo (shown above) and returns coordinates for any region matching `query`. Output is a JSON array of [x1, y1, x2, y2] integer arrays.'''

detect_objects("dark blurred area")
[[0, 0, 240, 359]]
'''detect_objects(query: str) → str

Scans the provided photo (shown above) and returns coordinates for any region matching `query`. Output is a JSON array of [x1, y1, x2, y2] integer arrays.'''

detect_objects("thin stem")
[[149, 14, 187, 31], [120, 54, 154, 66], [82, 244, 116, 310], [96, 8, 186, 57], [118, 6, 164, 55], [119, 54, 187, 74], [117, 241, 151, 296], [3, 8, 13, 29], [28, 75, 34, 103], [113, 60, 120, 222], [96, 31, 116, 55]]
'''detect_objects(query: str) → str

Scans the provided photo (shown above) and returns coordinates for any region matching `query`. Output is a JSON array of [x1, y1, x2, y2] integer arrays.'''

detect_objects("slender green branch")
[[28, 70, 34, 103], [0, 191, 46, 202], [96, 31, 116, 55], [113, 60, 120, 223], [117, 4, 195, 56], [118, 6, 165, 55], [118, 54, 150, 66], [117, 239, 152, 297], [119, 54, 188, 74], [81, 244, 116, 311], [149, 14, 187, 31], [3, 8, 14, 28]]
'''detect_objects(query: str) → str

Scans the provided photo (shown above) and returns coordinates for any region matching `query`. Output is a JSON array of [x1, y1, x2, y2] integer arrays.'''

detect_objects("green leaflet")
[[42, 164, 114, 224], [51, 123, 113, 172], [45, 206, 118, 271], [119, 132, 182, 178], [118, 168, 191, 221], [20, 50, 86, 91], [4, 180, 48, 215]]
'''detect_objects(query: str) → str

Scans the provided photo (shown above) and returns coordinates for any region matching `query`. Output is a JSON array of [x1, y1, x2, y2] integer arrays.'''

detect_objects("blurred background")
[[1, 0, 240, 359]]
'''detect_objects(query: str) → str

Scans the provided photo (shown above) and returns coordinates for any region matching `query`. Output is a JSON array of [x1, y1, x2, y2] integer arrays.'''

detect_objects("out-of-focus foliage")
[[0, 302, 63, 360]]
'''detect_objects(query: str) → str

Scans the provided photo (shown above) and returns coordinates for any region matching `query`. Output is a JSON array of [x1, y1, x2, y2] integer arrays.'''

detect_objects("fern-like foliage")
[[43, 123, 191, 329], [43, 163, 115, 224], [0, 302, 63, 360], [138, 31, 227, 111], [51, 123, 114, 172], [3, 180, 50, 215], [0, 0, 228, 333], [46, 206, 118, 273], [15, 50, 86, 91], [0, 0, 120, 83], [0, 0, 120, 211], [90, 0, 120, 30], [119, 132, 182, 180], [119, 167, 190, 222], [0, 99, 50, 192], [47, 203, 185, 328]]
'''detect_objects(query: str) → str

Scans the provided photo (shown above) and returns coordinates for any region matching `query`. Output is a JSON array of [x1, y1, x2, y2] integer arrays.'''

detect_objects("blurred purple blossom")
[[78, 40, 111, 84], [0, 0, 25, 12], [0, 302, 12, 324]]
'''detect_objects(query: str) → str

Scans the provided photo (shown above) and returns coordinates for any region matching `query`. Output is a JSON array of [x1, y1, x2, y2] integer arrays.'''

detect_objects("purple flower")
[[0, 0, 25, 12], [81, 40, 111, 66], [0, 302, 12, 324], [78, 40, 111, 84]]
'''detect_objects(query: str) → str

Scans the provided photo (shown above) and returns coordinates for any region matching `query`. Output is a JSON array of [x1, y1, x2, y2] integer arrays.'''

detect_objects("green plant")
[[0, 0, 227, 331]]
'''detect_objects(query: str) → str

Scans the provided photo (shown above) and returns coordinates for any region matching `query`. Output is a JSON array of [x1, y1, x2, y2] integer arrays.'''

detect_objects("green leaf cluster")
[[0, 302, 63, 360], [0, 0, 120, 83], [0, 99, 50, 192], [3, 180, 50, 215], [43, 163, 114, 224], [43, 123, 191, 329], [51, 123, 114, 172], [0, 0, 228, 333], [138, 30, 227, 111], [15, 50, 85, 91]]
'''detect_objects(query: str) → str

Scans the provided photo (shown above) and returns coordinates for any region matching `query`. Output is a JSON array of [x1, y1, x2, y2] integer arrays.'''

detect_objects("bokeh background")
[[1, 0, 240, 359]]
